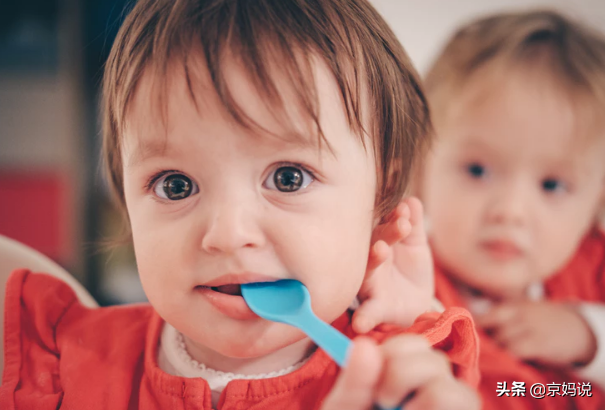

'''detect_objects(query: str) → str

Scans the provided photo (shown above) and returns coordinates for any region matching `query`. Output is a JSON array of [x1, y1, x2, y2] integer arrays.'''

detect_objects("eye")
[[466, 162, 487, 179], [153, 173, 199, 200], [541, 178, 566, 193], [264, 165, 314, 193]]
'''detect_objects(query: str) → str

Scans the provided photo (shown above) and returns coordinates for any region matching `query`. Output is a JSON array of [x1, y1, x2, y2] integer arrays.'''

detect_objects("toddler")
[[418, 9, 605, 410], [1, 1, 479, 409]]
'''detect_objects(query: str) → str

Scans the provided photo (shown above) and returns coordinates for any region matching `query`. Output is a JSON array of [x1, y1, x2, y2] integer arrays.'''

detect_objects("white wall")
[[371, 0, 605, 74]]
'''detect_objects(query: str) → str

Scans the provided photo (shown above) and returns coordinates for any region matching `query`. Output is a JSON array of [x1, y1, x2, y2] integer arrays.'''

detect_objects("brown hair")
[[102, 0, 431, 223], [425, 9, 605, 128]]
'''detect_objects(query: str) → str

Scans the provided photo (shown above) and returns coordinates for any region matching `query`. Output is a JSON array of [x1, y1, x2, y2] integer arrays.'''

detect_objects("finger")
[[375, 336, 450, 408], [491, 321, 528, 349], [376, 350, 451, 408], [384, 199, 409, 224], [506, 332, 540, 361], [405, 377, 481, 410], [475, 304, 518, 330], [352, 298, 386, 334], [366, 240, 391, 274], [398, 197, 427, 246], [372, 202, 411, 246], [321, 338, 382, 410]]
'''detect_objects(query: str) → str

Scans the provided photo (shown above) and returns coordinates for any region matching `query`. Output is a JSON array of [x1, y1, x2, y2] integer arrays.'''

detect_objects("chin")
[[476, 278, 529, 299], [218, 330, 307, 359]]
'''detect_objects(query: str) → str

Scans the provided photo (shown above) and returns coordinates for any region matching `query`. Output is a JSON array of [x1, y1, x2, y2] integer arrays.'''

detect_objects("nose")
[[485, 179, 529, 226], [200, 198, 266, 255]]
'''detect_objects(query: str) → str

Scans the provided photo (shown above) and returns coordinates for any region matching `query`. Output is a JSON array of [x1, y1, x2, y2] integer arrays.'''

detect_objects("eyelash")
[[144, 169, 180, 192], [462, 162, 489, 181], [281, 161, 315, 172], [269, 162, 318, 184], [461, 162, 571, 194], [541, 178, 569, 194], [142, 163, 318, 193]]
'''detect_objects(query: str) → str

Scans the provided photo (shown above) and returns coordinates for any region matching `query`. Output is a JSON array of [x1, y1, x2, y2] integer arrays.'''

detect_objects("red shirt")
[[2, 269, 479, 410], [435, 228, 605, 410]]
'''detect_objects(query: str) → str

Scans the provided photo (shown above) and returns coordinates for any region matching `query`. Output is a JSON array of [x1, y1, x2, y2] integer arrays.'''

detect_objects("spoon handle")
[[299, 313, 403, 410], [297, 312, 351, 366]]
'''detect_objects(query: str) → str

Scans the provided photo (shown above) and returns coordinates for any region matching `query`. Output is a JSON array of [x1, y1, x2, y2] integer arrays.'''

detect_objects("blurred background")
[[0, 0, 604, 305]]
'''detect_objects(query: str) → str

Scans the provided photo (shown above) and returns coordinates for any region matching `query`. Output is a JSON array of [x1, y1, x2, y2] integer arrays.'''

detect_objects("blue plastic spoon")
[[241, 279, 401, 410], [241, 279, 351, 366]]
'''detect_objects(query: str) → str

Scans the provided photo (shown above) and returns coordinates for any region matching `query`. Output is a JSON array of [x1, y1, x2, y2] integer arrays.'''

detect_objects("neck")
[[454, 276, 540, 304], [182, 334, 316, 375]]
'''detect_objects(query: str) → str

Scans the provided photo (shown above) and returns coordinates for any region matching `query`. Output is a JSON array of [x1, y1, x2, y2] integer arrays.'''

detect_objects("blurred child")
[[1, 1, 480, 409], [418, 9, 605, 410]]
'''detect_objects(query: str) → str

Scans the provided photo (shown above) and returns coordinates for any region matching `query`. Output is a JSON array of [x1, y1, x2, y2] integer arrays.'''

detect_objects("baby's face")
[[121, 54, 377, 368], [423, 68, 605, 300]]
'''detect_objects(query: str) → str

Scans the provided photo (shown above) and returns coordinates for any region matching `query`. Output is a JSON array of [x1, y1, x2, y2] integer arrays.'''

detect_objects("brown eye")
[[265, 166, 313, 193], [154, 174, 197, 200]]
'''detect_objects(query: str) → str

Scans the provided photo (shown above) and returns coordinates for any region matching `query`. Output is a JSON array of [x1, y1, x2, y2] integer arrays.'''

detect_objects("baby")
[[418, 9, 605, 410], [1, 1, 479, 409]]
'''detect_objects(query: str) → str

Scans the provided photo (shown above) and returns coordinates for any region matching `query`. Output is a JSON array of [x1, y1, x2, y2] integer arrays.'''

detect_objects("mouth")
[[198, 273, 278, 294], [194, 283, 256, 320], [197, 284, 242, 296], [481, 240, 523, 259]]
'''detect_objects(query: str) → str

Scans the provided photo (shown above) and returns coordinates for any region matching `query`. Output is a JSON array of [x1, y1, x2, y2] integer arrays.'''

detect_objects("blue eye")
[[466, 163, 486, 179], [542, 178, 565, 193]]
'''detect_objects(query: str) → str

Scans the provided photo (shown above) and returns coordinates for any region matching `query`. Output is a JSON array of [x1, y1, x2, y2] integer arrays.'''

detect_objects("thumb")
[[320, 338, 382, 410], [352, 298, 387, 334]]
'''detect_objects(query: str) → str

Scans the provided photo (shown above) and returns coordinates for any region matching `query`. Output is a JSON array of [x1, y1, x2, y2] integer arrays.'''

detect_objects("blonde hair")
[[102, 0, 431, 224], [425, 9, 605, 129], [421, 9, 605, 221]]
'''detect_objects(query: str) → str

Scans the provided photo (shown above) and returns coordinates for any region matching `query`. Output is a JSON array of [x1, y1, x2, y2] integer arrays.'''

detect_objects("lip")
[[201, 272, 278, 287], [481, 240, 523, 261], [195, 273, 279, 320]]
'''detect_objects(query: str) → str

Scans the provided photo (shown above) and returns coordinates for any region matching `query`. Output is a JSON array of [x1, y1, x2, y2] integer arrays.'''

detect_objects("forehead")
[[122, 50, 363, 165], [441, 66, 605, 166]]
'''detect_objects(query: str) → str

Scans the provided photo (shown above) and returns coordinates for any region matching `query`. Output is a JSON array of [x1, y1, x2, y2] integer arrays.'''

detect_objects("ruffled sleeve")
[[371, 307, 480, 388], [1, 269, 79, 409]]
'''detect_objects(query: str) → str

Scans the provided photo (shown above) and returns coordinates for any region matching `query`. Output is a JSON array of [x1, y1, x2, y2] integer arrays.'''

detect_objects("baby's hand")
[[353, 197, 434, 333], [320, 335, 479, 410], [476, 301, 597, 368]]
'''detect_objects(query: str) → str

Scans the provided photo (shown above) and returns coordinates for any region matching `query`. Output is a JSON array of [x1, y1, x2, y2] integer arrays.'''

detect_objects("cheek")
[[126, 205, 192, 306], [279, 202, 373, 321], [534, 232, 581, 281], [534, 205, 597, 273], [426, 178, 479, 237], [123, 178, 152, 247], [131, 233, 168, 293], [424, 161, 458, 216]]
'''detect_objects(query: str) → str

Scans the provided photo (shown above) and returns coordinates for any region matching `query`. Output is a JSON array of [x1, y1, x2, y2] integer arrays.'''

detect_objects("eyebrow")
[[127, 139, 171, 167], [450, 138, 494, 155], [251, 125, 332, 151], [126, 129, 332, 168]]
